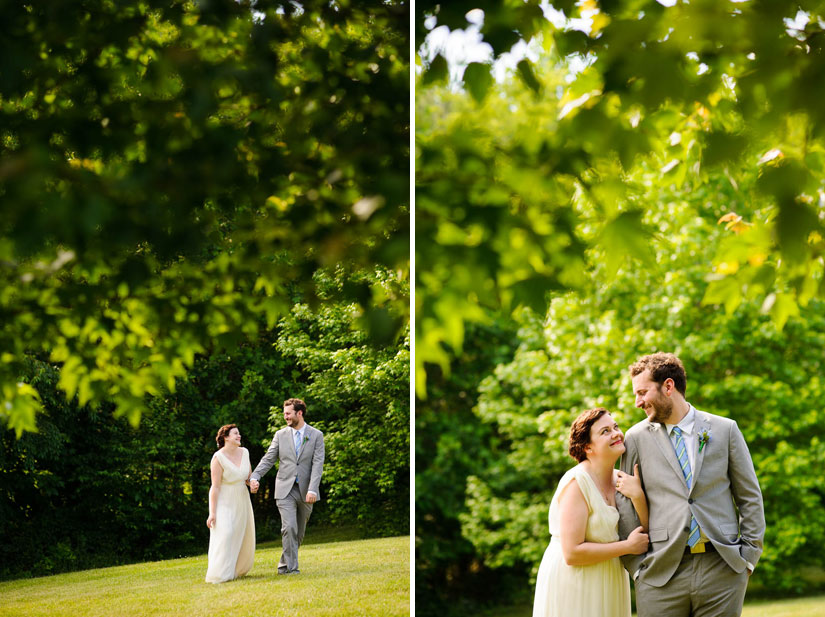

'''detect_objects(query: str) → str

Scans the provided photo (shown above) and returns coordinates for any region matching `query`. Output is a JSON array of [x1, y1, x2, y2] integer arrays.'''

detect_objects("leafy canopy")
[[1, 0, 409, 434], [416, 0, 825, 396]]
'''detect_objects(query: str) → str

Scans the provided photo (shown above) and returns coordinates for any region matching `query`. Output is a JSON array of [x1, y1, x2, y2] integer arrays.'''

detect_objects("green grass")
[[0, 536, 410, 617], [481, 595, 825, 617]]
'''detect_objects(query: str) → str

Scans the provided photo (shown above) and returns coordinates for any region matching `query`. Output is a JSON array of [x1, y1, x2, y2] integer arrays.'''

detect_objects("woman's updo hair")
[[216, 424, 237, 449], [568, 408, 610, 463]]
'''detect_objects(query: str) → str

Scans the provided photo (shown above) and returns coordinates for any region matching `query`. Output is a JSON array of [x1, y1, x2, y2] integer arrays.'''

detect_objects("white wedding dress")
[[205, 448, 255, 583], [532, 464, 631, 617]]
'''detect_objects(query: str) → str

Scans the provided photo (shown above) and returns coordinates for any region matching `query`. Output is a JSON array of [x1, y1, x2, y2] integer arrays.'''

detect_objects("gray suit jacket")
[[250, 424, 325, 501], [617, 407, 765, 587]]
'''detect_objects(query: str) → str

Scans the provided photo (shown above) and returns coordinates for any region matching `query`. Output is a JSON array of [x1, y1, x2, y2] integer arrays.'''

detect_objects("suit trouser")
[[276, 482, 314, 572], [635, 550, 749, 617]]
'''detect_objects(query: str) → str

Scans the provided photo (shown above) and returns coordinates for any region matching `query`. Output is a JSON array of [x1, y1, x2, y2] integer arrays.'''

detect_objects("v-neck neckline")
[[220, 448, 243, 469], [581, 466, 617, 510]]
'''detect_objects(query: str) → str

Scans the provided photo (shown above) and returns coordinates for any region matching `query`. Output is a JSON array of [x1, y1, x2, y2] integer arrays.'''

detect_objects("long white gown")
[[205, 447, 255, 583], [532, 464, 631, 617]]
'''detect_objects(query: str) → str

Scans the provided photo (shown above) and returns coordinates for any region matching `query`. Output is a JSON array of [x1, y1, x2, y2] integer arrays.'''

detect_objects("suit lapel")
[[648, 421, 688, 487], [281, 429, 296, 462], [690, 411, 712, 492]]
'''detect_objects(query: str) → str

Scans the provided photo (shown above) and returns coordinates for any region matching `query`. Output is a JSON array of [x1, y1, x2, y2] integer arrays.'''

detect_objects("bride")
[[533, 408, 649, 617], [205, 424, 255, 583]]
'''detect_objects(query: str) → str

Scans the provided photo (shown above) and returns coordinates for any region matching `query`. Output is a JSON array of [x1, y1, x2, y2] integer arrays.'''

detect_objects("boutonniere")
[[698, 428, 712, 453], [303, 435, 310, 444]]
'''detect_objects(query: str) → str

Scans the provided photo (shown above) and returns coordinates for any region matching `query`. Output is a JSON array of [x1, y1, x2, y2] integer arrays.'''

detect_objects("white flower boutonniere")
[[698, 428, 712, 453]]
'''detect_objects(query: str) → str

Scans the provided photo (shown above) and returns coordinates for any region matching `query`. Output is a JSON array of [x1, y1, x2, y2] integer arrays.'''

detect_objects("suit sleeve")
[[251, 433, 279, 482], [617, 430, 644, 575], [728, 421, 765, 568], [308, 430, 325, 498]]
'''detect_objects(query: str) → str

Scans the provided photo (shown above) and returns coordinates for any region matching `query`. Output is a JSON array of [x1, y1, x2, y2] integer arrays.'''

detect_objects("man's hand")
[[305, 492, 318, 504], [249, 479, 259, 493]]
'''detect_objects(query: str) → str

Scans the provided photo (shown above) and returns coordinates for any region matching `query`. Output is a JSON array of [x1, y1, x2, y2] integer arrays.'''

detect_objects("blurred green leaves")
[[1, 0, 409, 434], [417, 0, 825, 397]]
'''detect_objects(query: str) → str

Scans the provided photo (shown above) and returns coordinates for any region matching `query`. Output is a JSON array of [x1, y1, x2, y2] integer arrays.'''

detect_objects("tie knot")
[[672, 426, 682, 437]]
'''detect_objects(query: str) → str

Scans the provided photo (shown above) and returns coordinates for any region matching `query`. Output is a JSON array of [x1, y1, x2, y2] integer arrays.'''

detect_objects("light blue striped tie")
[[672, 426, 700, 548]]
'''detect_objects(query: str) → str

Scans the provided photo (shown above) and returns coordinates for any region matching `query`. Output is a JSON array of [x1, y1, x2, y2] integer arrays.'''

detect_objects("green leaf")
[[516, 59, 542, 94], [766, 292, 800, 330], [702, 131, 748, 167], [598, 210, 656, 278], [423, 54, 449, 86], [702, 276, 741, 314], [464, 62, 493, 104], [775, 202, 820, 264], [508, 276, 561, 314], [554, 30, 590, 56], [2, 383, 41, 438]]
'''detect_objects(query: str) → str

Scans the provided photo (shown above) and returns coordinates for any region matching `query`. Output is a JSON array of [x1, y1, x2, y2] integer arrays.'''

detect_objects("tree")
[[416, 1, 825, 396], [1, 0, 409, 435], [414, 317, 521, 617], [275, 267, 410, 535]]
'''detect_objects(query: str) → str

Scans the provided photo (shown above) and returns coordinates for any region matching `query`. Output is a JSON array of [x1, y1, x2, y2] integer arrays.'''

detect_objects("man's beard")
[[647, 394, 673, 424]]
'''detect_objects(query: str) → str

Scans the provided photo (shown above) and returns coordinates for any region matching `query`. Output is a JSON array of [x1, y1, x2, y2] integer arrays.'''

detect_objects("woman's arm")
[[206, 456, 222, 529], [616, 464, 649, 530], [559, 478, 649, 566]]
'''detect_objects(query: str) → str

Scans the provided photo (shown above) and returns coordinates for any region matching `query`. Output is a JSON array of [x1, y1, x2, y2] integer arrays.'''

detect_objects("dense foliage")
[[416, 2, 825, 614], [1, 0, 409, 434], [0, 271, 409, 580], [416, 0, 825, 395]]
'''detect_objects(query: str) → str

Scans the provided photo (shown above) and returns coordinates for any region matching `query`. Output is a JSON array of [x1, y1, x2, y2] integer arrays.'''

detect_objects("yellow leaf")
[[266, 195, 289, 212], [590, 13, 611, 37], [716, 261, 739, 275], [717, 212, 741, 224]]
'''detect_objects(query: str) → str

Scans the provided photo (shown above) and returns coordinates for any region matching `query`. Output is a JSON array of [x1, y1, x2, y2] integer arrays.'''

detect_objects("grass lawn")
[[482, 595, 825, 617], [0, 535, 410, 617]]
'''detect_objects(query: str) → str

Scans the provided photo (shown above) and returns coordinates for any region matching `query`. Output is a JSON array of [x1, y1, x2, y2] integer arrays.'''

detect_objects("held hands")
[[249, 479, 259, 493], [625, 526, 650, 555], [615, 464, 643, 500]]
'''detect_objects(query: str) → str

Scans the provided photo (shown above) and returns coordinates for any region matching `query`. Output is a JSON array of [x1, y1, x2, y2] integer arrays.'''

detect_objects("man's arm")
[[306, 430, 325, 501], [616, 431, 644, 576], [728, 420, 765, 570], [250, 433, 279, 490]]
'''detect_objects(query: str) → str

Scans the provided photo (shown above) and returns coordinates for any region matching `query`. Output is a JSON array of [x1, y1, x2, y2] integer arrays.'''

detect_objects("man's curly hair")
[[629, 352, 687, 396]]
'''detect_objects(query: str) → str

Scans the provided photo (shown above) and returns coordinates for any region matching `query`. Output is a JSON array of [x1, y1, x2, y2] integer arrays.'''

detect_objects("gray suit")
[[617, 408, 765, 615], [251, 423, 325, 572]]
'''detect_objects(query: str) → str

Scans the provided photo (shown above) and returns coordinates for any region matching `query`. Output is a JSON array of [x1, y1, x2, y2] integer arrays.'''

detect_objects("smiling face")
[[632, 369, 674, 424], [585, 413, 625, 460], [283, 404, 304, 428], [226, 427, 242, 446]]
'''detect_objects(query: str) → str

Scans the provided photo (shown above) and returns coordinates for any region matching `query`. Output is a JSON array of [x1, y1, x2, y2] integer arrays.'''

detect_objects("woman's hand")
[[206, 514, 216, 529], [615, 464, 643, 500], [625, 525, 650, 555]]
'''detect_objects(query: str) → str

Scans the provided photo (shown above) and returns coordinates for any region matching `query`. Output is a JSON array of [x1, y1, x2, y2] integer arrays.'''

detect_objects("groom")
[[616, 352, 765, 617], [250, 398, 325, 574]]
